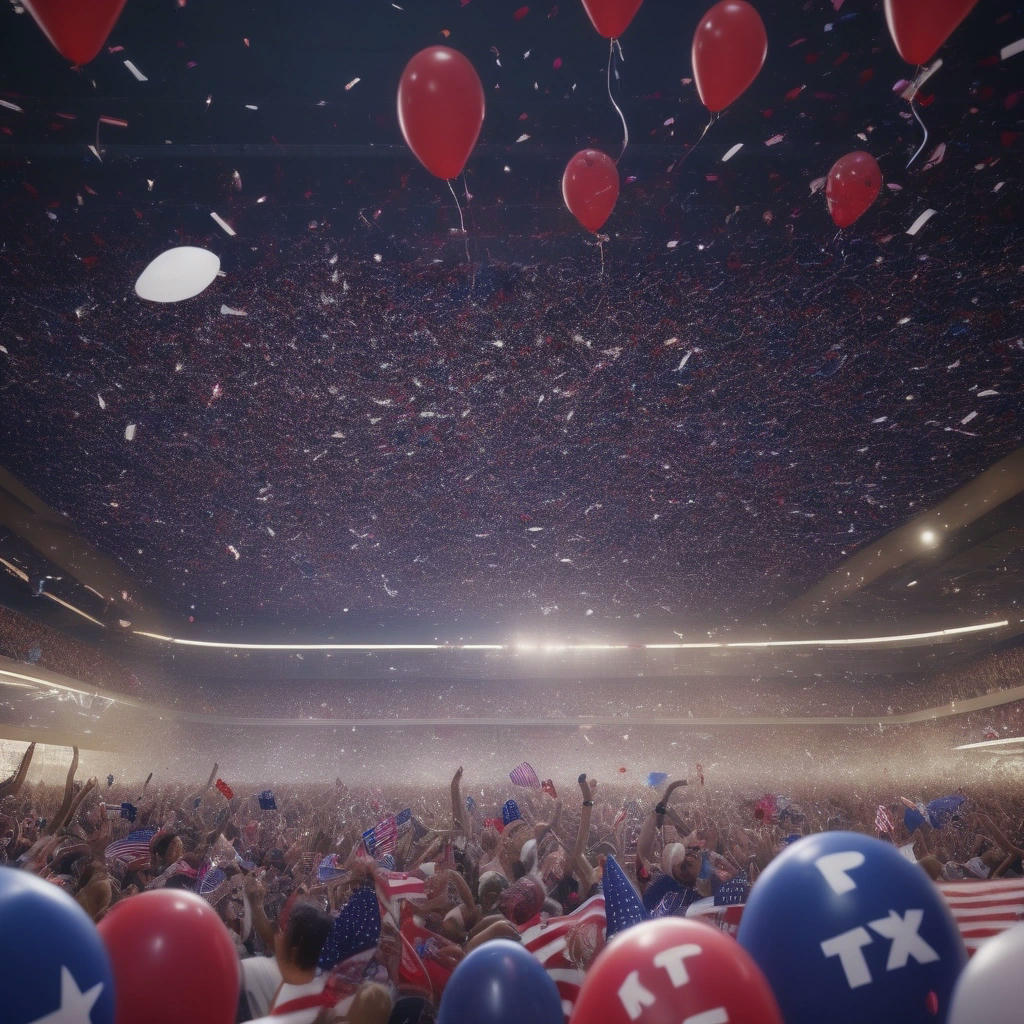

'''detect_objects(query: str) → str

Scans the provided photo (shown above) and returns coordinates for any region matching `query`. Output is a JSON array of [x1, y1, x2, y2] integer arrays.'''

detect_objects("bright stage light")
[[920, 528, 938, 546]]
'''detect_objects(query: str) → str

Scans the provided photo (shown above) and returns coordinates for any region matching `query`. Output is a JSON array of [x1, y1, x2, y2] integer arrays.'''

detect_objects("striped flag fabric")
[[104, 827, 157, 865], [509, 761, 541, 789], [362, 814, 398, 858], [938, 878, 1024, 955], [520, 893, 607, 1023], [378, 870, 428, 904], [395, 808, 413, 834]]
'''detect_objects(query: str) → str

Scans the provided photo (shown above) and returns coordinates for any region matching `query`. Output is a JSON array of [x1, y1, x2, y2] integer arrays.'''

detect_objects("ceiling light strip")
[[955, 735, 1024, 751], [130, 619, 1008, 653]]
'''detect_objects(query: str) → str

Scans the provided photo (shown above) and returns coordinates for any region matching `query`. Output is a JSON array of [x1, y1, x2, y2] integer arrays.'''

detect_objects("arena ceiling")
[[0, 0, 1021, 658]]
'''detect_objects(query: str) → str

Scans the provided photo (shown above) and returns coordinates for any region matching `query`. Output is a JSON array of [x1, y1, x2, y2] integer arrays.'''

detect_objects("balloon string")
[[447, 178, 470, 263], [607, 38, 629, 163], [670, 113, 716, 173], [906, 98, 929, 169]]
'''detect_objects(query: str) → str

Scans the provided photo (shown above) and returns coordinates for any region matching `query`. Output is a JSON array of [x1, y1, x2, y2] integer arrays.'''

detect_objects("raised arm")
[[450, 766, 471, 837], [571, 774, 596, 867], [637, 778, 688, 867], [44, 747, 80, 836], [0, 741, 35, 799]]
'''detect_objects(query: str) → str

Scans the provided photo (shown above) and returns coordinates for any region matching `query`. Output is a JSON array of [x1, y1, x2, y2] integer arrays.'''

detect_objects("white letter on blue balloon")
[[820, 926, 874, 988], [868, 909, 939, 971], [814, 851, 866, 894]]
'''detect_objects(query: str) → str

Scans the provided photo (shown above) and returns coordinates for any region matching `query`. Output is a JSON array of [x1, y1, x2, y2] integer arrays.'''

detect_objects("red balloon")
[[562, 149, 620, 233], [579, 0, 645, 39], [397, 47, 485, 181], [571, 918, 783, 1024], [98, 889, 240, 1024], [826, 150, 883, 228], [22, 0, 127, 66], [884, 0, 979, 66], [692, 1, 768, 113]]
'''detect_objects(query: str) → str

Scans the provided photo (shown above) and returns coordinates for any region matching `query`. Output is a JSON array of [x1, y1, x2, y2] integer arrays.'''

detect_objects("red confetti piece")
[[513, 6, 529, 19], [784, 85, 804, 101], [552, 57, 562, 69]]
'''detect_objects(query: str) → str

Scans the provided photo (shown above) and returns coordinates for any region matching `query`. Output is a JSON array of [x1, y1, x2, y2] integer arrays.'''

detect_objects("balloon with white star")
[[0, 866, 114, 1024]]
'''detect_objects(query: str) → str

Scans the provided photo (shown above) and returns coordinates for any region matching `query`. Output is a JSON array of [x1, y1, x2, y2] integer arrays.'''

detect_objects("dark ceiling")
[[0, 0, 1021, 644]]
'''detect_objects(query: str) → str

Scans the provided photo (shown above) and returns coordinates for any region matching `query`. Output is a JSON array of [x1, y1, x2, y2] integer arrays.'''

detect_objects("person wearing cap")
[[635, 778, 706, 915]]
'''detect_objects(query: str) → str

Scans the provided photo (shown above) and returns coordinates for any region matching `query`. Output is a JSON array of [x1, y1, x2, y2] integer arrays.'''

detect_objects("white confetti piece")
[[993, 181, 1005, 193], [527, 526, 544, 532], [123, 60, 148, 82], [88, 144, 102, 162], [227, 544, 241, 560], [977, 389, 999, 397], [515, 133, 530, 143], [210, 211, 236, 236], [124, 423, 137, 441], [97, 394, 106, 410], [220, 304, 247, 316], [961, 411, 978, 424], [1000, 37, 1024, 61], [666, 240, 679, 249], [345, 77, 360, 91], [764, 134, 785, 146], [722, 143, 743, 162], [0, 99, 23, 113], [809, 176, 826, 195], [906, 209, 936, 236], [244, 104, 258, 111], [266, 526, 275, 536], [871, 416, 887, 424]]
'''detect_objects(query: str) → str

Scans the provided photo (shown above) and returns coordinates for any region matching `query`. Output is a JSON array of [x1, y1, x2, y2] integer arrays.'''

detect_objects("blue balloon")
[[737, 832, 966, 1024], [438, 939, 562, 1024], [0, 865, 115, 1024]]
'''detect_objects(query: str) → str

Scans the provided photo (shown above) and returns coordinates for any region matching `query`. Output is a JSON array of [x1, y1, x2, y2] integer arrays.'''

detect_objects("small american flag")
[[938, 878, 1024, 955], [521, 894, 607, 1023], [875, 804, 896, 835], [104, 827, 157, 865], [395, 808, 412, 834], [509, 761, 541, 789], [362, 814, 398, 858]]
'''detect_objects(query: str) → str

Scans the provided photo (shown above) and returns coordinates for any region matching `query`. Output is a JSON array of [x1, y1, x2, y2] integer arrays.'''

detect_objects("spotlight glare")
[[920, 528, 937, 546]]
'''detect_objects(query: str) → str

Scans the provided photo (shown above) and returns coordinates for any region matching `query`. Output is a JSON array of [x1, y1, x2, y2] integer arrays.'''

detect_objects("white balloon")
[[949, 924, 1024, 1024], [135, 246, 220, 303]]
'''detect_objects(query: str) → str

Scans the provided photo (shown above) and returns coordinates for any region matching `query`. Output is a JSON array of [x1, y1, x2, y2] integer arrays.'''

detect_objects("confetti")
[[960, 411, 978, 425], [123, 60, 148, 82], [345, 78, 361, 91], [0, 100, 23, 113], [722, 143, 743, 162], [220, 305, 247, 316], [905, 209, 937, 236], [1000, 38, 1024, 61], [124, 423, 137, 441], [210, 211, 237, 236]]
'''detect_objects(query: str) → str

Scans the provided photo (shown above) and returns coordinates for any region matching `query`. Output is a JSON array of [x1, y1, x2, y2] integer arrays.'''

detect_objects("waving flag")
[[395, 808, 413, 834], [119, 801, 137, 823], [362, 814, 398, 858], [520, 894, 607, 1023], [378, 870, 428, 905], [104, 827, 157, 865], [257, 790, 277, 810], [938, 878, 1024, 955], [509, 761, 541, 789], [601, 855, 646, 938], [318, 853, 348, 882]]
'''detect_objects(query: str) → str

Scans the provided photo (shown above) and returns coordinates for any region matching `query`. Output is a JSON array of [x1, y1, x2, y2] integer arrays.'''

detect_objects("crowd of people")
[[2, 738, 1023, 1022]]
